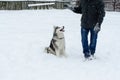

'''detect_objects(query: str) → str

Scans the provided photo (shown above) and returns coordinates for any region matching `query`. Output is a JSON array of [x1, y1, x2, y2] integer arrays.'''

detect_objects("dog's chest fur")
[[52, 37, 65, 50]]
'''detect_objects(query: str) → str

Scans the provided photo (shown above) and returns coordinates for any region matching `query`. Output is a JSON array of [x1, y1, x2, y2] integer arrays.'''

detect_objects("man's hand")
[[64, 4, 74, 10], [94, 23, 100, 33]]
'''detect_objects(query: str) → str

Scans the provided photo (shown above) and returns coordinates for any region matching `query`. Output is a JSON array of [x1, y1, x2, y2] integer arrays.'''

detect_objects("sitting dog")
[[45, 26, 66, 57]]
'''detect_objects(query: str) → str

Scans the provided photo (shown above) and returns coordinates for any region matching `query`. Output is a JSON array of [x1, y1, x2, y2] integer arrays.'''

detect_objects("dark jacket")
[[73, 0, 105, 29]]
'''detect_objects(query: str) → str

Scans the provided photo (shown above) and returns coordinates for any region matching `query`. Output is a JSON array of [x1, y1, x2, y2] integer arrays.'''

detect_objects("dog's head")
[[53, 26, 65, 39]]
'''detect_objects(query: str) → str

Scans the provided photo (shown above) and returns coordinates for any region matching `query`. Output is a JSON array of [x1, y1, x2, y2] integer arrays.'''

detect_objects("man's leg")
[[90, 28, 98, 56], [81, 28, 90, 58]]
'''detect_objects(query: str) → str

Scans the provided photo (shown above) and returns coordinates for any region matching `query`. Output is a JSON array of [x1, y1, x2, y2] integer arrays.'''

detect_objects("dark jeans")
[[81, 27, 98, 58]]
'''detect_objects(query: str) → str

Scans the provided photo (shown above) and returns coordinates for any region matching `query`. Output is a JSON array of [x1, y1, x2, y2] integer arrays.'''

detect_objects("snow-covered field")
[[0, 9, 120, 80]]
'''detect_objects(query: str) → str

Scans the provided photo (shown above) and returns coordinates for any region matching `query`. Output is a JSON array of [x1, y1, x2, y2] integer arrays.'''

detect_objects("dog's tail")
[[44, 47, 49, 53]]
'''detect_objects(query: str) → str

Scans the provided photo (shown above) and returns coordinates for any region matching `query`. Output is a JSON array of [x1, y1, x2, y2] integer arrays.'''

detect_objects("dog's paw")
[[61, 52, 67, 58]]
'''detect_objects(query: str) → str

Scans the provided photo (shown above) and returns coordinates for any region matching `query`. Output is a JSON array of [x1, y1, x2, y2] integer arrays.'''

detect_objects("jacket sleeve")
[[73, 2, 82, 14], [97, 0, 105, 27]]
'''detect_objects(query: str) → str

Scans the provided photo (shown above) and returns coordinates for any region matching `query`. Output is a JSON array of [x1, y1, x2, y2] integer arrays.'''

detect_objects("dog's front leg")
[[60, 49, 67, 57], [55, 49, 60, 57]]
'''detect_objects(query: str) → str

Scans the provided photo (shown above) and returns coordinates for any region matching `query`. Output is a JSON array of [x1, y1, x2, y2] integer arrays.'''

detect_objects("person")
[[72, 0, 105, 59]]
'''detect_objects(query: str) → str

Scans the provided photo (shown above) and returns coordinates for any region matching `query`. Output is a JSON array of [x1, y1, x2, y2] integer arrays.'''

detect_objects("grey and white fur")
[[45, 26, 66, 57]]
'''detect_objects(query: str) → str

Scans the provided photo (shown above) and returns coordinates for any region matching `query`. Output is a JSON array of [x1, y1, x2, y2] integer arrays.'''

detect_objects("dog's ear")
[[53, 26, 57, 34], [62, 26, 65, 29], [53, 26, 56, 29]]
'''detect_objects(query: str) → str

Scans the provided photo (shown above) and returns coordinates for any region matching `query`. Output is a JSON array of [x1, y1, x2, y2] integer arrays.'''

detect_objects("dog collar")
[[59, 37, 64, 39]]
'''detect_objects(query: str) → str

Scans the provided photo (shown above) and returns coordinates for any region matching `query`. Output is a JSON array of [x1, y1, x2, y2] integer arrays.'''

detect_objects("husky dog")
[[45, 26, 66, 57]]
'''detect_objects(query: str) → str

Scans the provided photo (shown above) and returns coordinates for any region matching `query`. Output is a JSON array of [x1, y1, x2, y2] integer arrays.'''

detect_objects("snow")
[[0, 9, 120, 80]]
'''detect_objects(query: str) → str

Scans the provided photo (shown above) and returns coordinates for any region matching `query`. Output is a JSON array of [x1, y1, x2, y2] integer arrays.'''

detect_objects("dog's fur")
[[45, 26, 66, 57]]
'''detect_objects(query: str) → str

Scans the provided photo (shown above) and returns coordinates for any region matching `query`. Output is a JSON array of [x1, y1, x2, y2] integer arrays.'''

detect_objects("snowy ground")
[[0, 9, 120, 80]]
